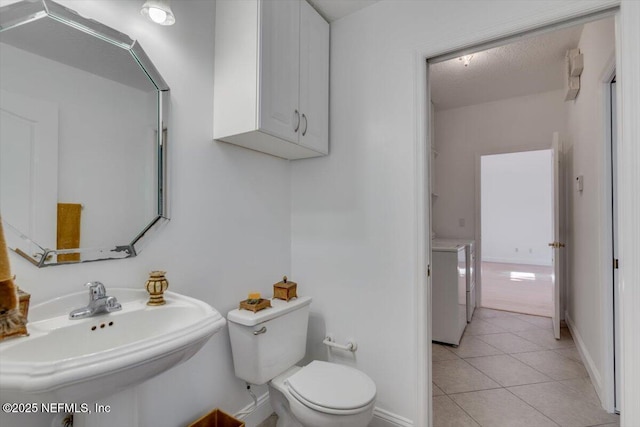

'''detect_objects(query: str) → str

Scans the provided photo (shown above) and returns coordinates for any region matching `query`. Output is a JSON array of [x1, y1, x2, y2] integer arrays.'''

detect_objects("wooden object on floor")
[[57, 203, 82, 262], [273, 276, 297, 301], [188, 408, 245, 427], [239, 298, 271, 313]]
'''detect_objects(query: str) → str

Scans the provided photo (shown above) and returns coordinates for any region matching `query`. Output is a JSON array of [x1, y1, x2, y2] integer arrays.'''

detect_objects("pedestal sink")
[[0, 289, 226, 404]]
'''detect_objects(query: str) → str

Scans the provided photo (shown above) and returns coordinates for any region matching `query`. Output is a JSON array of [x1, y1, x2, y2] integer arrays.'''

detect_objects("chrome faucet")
[[69, 282, 122, 319]]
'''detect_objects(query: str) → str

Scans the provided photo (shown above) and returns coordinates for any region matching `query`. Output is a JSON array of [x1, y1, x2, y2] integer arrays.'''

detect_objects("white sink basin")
[[0, 288, 226, 403]]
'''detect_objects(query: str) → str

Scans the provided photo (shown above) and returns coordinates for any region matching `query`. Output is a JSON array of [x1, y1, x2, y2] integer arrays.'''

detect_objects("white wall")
[[564, 17, 615, 404], [433, 90, 565, 240], [481, 150, 553, 266], [1, 1, 291, 426], [291, 1, 626, 425]]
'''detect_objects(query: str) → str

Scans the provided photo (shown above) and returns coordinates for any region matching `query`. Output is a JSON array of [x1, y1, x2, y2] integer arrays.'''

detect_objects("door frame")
[[414, 3, 640, 426], [601, 59, 617, 413]]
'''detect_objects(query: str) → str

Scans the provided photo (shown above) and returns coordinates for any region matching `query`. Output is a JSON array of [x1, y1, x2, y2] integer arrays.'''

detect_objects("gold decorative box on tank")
[[273, 276, 297, 301]]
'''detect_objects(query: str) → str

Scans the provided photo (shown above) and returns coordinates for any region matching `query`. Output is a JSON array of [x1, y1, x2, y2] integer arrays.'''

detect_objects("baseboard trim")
[[235, 391, 272, 427], [564, 311, 606, 408], [370, 407, 414, 427], [235, 395, 414, 427]]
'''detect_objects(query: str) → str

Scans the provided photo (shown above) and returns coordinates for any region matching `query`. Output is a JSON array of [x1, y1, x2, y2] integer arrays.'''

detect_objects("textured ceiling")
[[307, 0, 381, 22], [430, 24, 585, 110]]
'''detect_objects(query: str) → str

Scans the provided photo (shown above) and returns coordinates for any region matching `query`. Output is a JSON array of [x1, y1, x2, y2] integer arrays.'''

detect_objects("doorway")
[[427, 14, 619, 426], [479, 149, 553, 317]]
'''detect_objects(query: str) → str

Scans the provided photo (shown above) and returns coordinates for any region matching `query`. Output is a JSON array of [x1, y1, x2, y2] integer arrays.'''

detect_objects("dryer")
[[433, 239, 476, 322], [432, 241, 467, 345]]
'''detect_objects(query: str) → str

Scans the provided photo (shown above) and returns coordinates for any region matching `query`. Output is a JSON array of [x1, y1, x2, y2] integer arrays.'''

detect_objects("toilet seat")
[[285, 361, 376, 415]]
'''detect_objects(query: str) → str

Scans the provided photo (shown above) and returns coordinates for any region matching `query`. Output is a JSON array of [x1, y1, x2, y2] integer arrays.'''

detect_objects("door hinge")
[[427, 265, 431, 277], [614, 258, 619, 269]]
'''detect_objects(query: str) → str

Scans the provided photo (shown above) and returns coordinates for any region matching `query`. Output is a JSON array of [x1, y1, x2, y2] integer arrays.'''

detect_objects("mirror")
[[0, 0, 169, 267]]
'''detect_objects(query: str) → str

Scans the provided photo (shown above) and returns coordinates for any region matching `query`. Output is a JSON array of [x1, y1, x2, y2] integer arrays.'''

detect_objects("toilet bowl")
[[226, 296, 377, 427], [269, 362, 376, 427]]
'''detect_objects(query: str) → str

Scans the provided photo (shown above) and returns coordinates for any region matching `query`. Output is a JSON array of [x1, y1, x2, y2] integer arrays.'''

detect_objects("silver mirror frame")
[[0, 0, 170, 267]]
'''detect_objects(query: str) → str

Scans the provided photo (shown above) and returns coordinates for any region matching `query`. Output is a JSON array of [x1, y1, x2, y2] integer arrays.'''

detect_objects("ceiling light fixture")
[[141, 0, 175, 26], [459, 54, 473, 67]]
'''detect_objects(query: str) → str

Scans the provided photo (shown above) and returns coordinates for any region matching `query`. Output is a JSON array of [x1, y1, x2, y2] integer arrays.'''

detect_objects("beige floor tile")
[[477, 332, 545, 354], [514, 313, 553, 329], [465, 354, 552, 387], [553, 345, 584, 364], [448, 336, 503, 358], [484, 316, 542, 332], [591, 422, 620, 427], [508, 382, 619, 426], [514, 328, 575, 350], [512, 350, 588, 380], [450, 388, 557, 427], [433, 359, 501, 394], [433, 383, 445, 396], [433, 395, 480, 427], [473, 307, 515, 319], [558, 377, 601, 406], [433, 343, 460, 361], [464, 318, 507, 336]]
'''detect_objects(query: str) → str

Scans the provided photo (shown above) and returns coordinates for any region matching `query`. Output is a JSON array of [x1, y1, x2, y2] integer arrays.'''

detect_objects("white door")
[[298, 0, 329, 154], [0, 90, 58, 257], [259, 0, 300, 144], [550, 132, 563, 339]]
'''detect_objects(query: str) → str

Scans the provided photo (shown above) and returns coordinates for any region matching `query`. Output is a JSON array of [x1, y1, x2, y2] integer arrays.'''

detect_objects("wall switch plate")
[[576, 175, 584, 192], [458, 218, 465, 227]]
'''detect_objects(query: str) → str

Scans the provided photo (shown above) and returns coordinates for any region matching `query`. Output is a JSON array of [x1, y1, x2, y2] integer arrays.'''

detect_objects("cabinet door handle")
[[301, 113, 308, 136], [294, 110, 300, 132]]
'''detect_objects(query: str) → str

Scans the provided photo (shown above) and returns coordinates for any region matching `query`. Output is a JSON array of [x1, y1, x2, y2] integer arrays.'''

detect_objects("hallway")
[[432, 308, 619, 426]]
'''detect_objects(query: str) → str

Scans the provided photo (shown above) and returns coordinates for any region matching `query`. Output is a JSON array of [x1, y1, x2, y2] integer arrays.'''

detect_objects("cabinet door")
[[259, 0, 300, 144], [298, 0, 329, 154]]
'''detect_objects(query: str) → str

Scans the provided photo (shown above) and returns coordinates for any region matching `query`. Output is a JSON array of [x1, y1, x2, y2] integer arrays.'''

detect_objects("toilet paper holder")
[[323, 334, 357, 352]]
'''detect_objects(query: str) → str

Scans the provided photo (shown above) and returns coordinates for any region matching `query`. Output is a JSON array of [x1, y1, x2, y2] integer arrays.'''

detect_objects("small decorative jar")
[[273, 276, 297, 301], [145, 271, 169, 306]]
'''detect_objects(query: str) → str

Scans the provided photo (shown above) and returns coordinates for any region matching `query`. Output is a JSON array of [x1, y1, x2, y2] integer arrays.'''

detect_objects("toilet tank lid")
[[227, 296, 312, 326]]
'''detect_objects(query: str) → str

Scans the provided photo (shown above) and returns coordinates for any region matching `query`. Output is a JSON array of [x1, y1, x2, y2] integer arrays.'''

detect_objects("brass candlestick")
[[145, 271, 169, 306]]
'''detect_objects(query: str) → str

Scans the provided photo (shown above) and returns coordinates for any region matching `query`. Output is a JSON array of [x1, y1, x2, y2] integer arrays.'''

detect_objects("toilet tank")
[[227, 296, 311, 385]]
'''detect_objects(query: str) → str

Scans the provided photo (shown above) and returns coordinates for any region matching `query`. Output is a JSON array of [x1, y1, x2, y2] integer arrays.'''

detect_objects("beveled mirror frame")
[[0, 0, 170, 267]]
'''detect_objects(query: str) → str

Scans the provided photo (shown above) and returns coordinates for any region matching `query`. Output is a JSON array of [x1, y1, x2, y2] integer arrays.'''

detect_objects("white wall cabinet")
[[214, 0, 329, 160]]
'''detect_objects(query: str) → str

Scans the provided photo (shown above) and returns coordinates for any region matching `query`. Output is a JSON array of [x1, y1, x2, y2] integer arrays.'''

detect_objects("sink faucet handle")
[[105, 296, 122, 312], [85, 281, 106, 300]]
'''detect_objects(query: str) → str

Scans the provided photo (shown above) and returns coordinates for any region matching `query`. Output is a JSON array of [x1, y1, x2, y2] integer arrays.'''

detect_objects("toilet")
[[227, 296, 376, 427]]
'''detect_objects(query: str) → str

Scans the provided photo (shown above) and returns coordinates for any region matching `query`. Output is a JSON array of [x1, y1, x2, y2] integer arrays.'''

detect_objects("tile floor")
[[433, 307, 620, 427], [257, 413, 278, 427]]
